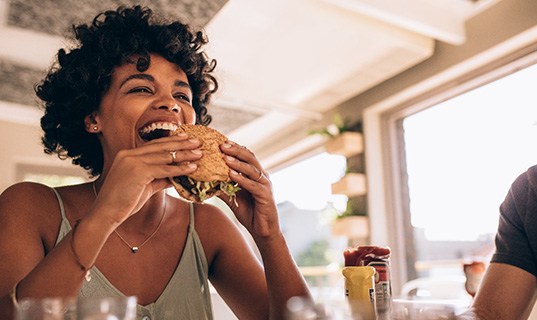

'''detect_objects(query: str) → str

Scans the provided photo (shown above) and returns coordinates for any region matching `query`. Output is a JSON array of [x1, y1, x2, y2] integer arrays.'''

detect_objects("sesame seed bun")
[[169, 124, 237, 203]]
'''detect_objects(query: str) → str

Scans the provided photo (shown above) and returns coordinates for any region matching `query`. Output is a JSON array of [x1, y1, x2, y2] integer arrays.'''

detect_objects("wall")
[[0, 119, 88, 193]]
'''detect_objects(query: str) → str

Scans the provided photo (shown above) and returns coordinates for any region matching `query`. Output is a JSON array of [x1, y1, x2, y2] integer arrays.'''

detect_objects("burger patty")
[[171, 174, 241, 204], [172, 176, 220, 197], [172, 176, 199, 193]]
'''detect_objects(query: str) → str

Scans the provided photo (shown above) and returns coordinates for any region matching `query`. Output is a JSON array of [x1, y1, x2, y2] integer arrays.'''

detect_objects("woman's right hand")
[[90, 134, 202, 225]]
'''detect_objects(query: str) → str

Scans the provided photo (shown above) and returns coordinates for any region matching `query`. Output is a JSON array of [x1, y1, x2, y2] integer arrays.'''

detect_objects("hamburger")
[[167, 124, 240, 203]]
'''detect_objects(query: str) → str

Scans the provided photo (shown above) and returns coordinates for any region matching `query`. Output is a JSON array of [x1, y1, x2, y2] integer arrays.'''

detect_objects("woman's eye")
[[128, 87, 152, 94], [175, 93, 191, 103]]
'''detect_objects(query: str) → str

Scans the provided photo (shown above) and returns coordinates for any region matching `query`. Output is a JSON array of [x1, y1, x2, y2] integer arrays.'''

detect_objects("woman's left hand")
[[219, 141, 279, 238]]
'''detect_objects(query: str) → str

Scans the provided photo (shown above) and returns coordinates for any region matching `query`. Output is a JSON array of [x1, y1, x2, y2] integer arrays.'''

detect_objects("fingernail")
[[176, 133, 187, 138], [187, 163, 197, 169], [225, 155, 235, 161], [223, 143, 232, 149], [191, 149, 202, 155], [229, 169, 238, 176], [189, 138, 199, 143]]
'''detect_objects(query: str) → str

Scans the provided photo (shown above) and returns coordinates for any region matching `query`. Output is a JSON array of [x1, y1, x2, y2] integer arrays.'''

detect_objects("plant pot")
[[331, 173, 367, 196], [331, 215, 369, 238], [324, 132, 363, 158]]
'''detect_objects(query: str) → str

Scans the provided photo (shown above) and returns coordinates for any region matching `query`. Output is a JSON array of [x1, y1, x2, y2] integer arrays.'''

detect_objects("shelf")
[[331, 216, 369, 238], [324, 132, 363, 158], [331, 173, 367, 196]]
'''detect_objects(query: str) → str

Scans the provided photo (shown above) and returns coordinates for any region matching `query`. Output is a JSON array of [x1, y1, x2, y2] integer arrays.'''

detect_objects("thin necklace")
[[92, 182, 166, 254]]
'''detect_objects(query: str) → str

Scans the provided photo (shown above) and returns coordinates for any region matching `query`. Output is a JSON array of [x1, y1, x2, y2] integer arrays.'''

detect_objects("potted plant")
[[311, 114, 369, 242], [310, 114, 364, 158], [331, 196, 369, 240]]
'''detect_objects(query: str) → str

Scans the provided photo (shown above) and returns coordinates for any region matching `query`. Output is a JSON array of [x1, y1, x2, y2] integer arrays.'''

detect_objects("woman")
[[0, 5, 311, 319]]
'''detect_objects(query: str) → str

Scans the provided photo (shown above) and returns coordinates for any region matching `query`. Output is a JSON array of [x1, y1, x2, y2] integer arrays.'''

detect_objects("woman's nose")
[[157, 103, 180, 113]]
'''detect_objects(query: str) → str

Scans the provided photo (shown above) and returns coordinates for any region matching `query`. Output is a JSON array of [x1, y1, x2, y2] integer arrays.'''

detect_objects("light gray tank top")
[[51, 188, 214, 320]]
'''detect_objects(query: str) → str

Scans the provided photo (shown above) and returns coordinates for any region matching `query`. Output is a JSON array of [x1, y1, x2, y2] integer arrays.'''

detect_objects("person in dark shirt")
[[459, 165, 537, 319]]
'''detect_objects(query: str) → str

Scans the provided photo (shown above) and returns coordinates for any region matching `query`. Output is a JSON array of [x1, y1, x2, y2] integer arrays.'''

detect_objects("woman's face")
[[94, 54, 196, 159]]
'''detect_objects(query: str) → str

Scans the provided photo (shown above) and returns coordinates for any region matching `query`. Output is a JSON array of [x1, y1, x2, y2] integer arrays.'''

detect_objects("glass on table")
[[286, 296, 460, 319], [389, 298, 456, 320], [76, 296, 137, 320], [286, 295, 380, 320], [15, 297, 76, 320]]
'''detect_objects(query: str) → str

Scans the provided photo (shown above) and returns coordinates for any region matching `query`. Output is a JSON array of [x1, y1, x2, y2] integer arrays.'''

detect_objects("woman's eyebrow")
[[119, 74, 154, 88], [119, 74, 191, 93], [175, 80, 192, 93]]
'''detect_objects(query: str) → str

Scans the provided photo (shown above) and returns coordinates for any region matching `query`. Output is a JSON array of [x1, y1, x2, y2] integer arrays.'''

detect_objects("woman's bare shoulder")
[[0, 182, 58, 223], [1, 181, 54, 202], [193, 201, 237, 228], [192, 201, 251, 256]]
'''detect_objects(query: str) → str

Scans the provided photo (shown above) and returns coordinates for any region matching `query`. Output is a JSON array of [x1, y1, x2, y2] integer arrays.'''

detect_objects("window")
[[16, 163, 88, 187], [404, 62, 537, 277], [365, 47, 537, 292], [22, 173, 87, 187], [270, 152, 349, 299], [271, 152, 347, 212]]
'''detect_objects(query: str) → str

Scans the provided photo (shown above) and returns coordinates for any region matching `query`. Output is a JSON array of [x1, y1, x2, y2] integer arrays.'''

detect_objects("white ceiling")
[[0, 0, 502, 166], [204, 0, 500, 160]]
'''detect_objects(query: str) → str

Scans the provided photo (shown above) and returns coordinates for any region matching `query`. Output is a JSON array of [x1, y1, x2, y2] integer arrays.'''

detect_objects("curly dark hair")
[[37, 5, 218, 176]]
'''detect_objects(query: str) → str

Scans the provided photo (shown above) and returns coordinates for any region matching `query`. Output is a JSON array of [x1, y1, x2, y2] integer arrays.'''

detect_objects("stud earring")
[[93, 126, 98, 131]]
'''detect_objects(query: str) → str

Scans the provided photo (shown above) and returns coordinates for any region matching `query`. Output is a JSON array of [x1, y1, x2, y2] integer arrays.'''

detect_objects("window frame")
[[363, 41, 537, 294], [15, 162, 89, 183]]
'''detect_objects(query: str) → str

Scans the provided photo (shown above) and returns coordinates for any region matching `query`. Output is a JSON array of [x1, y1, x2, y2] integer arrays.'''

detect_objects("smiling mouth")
[[139, 122, 179, 141]]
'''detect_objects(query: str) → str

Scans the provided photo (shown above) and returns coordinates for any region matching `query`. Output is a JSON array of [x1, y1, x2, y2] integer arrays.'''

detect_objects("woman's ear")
[[84, 113, 100, 133]]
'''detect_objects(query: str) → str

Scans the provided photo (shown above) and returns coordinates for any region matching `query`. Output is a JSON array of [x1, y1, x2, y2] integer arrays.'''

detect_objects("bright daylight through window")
[[270, 152, 349, 294], [403, 62, 537, 278]]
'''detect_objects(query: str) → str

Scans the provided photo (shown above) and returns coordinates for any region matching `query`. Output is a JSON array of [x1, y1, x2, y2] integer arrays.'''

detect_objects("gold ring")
[[170, 151, 177, 162], [255, 171, 264, 182]]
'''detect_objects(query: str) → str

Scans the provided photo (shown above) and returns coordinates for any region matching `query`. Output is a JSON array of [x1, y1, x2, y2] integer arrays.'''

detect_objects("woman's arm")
[[212, 141, 312, 320], [252, 231, 313, 319], [0, 182, 114, 319], [200, 205, 269, 319], [201, 204, 310, 320], [0, 136, 202, 319]]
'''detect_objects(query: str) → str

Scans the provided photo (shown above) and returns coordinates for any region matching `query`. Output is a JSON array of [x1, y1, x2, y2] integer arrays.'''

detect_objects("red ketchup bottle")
[[344, 246, 392, 315]]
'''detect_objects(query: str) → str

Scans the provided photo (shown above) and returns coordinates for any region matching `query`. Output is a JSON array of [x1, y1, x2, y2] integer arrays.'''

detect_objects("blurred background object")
[[463, 261, 486, 298]]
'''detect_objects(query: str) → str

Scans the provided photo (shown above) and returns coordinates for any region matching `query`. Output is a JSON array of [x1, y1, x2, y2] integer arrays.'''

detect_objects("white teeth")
[[140, 122, 178, 134]]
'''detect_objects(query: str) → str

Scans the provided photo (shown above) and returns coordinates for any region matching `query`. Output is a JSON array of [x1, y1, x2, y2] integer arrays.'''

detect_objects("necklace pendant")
[[131, 246, 139, 254]]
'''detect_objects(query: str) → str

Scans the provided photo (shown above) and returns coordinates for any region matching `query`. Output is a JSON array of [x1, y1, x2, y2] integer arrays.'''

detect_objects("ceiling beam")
[[324, 0, 469, 45], [0, 26, 62, 69]]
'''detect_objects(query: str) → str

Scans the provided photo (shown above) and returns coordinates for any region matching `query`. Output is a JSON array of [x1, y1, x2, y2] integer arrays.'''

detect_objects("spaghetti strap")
[[51, 187, 72, 245], [50, 187, 68, 222], [189, 202, 195, 232]]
